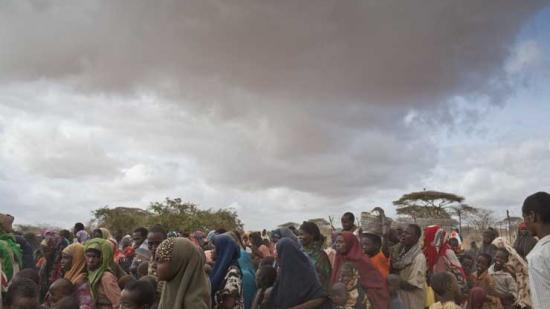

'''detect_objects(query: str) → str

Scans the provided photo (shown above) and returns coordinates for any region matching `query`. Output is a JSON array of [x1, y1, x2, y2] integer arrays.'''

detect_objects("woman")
[[271, 227, 299, 244], [84, 238, 121, 308], [299, 221, 332, 291], [61, 243, 94, 309], [210, 233, 244, 308], [39, 230, 69, 301], [262, 238, 329, 309], [156, 237, 210, 309], [423, 225, 466, 289], [332, 231, 389, 309], [0, 213, 21, 292], [492, 237, 532, 308]]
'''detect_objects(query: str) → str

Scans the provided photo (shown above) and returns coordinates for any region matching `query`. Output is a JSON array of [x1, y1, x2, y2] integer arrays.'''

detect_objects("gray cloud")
[[0, 1, 547, 229]]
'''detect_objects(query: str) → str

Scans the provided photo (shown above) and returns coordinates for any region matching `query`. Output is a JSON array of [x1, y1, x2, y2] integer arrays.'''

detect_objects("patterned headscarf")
[[84, 238, 113, 298]]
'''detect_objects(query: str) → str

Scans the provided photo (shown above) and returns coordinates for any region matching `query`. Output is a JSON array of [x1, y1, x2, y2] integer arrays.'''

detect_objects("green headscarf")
[[0, 216, 22, 281], [84, 238, 113, 298]]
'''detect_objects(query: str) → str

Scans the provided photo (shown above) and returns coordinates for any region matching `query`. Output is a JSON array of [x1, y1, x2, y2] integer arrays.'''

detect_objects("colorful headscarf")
[[209, 234, 240, 294], [0, 213, 21, 281], [62, 243, 86, 285], [84, 238, 113, 298], [331, 231, 390, 308], [423, 225, 448, 270]]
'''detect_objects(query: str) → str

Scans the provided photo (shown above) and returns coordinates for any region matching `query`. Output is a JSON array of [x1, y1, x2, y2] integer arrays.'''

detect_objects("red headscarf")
[[332, 231, 390, 308], [423, 225, 450, 270]]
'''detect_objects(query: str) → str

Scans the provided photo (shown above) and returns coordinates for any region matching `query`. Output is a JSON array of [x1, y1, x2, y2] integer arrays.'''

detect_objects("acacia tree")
[[393, 190, 464, 221]]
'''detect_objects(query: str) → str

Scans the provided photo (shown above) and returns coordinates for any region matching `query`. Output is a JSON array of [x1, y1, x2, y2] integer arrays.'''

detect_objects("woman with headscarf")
[[210, 233, 244, 308], [156, 237, 210, 309], [332, 231, 390, 309], [299, 221, 332, 291], [84, 238, 121, 308], [423, 225, 466, 289], [39, 230, 69, 301], [0, 213, 22, 293], [262, 238, 329, 309], [492, 237, 532, 309], [61, 243, 94, 309]]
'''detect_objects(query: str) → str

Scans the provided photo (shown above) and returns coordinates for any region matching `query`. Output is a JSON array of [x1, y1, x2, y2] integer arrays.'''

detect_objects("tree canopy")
[[393, 190, 465, 220], [92, 197, 242, 239]]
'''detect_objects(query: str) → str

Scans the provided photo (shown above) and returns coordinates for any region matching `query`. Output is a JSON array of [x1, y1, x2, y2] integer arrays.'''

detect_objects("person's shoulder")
[[101, 271, 117, 282]]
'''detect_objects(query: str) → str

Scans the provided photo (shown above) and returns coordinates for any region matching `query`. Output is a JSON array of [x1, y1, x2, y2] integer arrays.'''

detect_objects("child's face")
[[476, 256, 490, 273], [120, 289, 150, 309], [494, 251, 508, 271], [329, 288, 347, 305]]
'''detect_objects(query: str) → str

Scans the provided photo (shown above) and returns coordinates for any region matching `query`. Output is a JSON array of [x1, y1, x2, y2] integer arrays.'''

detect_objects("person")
[[137, 261, 149, 278], [522, 191, 550, 308], [389, 224, 426, 309], [488, 248, 516, 309], [39, 230, 69, 301], [360, 232, 389, 278], [449, 238, 464, 257], [332, 231, 390, 308], [262, 238, 329, 309], [119, 235, 135, 273], [270, 227, 299, 245], [480, 228, 499, 260], [423, 225, 466, 289], [429, 271, 461, 309], [74, 222, 90, 243], [48, 278, 76, 306], [251, 263, 277, 309], [513, 223, 537, 259], [14, 234, 34, 270], [300, 221, 332, 290], [118, 274, 137, 290], [467, 287, 488, 309], [84, 238, 121, 308], [155, 237, 210, 308], [341, 212, 358, 236], [133, 227, 149, 251], [328, 282, 347, 308], [13, 268, 40, 285], [210, 233, 244, 308], [472, 253, 502, 309], [460, 254, 476, 290], [4, 278, 40, 309], [469, 241, 480, 260], [387, 274, 405, 309], [491, 236, 532, 308], [61, 242, 94, 309], [231, 231, 257, 309], [147, 225, 166, 277], [0, 213, 22, 291], [250, 232, 272, 262], [119, 280, 156, 309]]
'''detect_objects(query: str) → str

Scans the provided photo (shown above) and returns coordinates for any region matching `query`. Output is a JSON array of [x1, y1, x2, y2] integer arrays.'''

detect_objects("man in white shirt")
[[523, 192, 550, 309]]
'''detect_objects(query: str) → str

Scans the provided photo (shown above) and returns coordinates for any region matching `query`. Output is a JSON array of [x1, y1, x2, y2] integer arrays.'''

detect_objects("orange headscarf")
[[62, 243, 87, 285]]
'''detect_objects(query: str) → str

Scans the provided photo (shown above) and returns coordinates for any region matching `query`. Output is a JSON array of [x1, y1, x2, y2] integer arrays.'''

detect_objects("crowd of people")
[[1, 191, 549, 309]]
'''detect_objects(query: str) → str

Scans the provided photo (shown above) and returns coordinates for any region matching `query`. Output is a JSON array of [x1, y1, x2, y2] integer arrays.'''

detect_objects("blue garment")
[[262, 238, 329, 309], [238, 249, 257, 309], [210, 234, 241, 294]]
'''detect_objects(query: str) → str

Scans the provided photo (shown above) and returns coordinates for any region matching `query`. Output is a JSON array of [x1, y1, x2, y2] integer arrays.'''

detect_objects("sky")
[[1, 0, 549, 230]]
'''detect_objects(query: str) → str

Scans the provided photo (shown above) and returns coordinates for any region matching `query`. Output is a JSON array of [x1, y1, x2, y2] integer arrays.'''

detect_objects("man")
[[480, 227, 499, 259], [129, 227, 150, 276], [341, 212, 359, 236], [513, 223, 538, 259], [73, 223, 89, 244], [522, 191, 550, 309], [390, 224, 426, 309], [147, 225, 167, 296]]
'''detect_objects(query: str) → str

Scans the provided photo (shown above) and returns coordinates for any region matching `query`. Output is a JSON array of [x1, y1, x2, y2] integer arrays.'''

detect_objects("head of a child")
[[387, 274, 401, 297], [13, 269, 40, 286], [430, 272, 459, 302], [137, 261, 149, 278], [360, 233, 382, 257], [120, 280, 156, 309], [5, 278, 39, 309], [493, 248, 509, 271], [48, 278, 76, 305], [476, 253, 492, 275], [255, 265, 277, 289], [118, 274, 137, 290], [329, 282, 347, 306], [460, 254, 474, 274]]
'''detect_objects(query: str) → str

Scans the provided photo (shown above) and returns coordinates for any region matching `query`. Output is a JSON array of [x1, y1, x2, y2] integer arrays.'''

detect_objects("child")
[[53, 296, 80, 309], [48, 278, 76, 306], [472, 253, 502, 309], [13, 268, 40, 286], [429, 272, 461, 309], [488, 248, 516, 309], [119, 280, 156, 309], [329, 282, 347, 308], [137, 261, 149, 279], [118, 274, 137, 290], [252, 265, 277, 309], [387, 274, 405, 309], [4, 278, 40, 309]]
